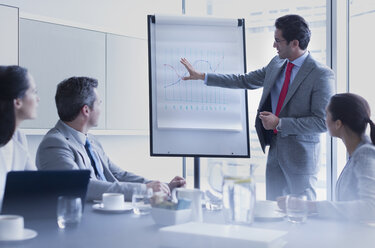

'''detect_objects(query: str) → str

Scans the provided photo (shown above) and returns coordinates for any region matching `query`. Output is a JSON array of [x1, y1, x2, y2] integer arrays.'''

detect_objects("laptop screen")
[[1, 170, 90, 221]]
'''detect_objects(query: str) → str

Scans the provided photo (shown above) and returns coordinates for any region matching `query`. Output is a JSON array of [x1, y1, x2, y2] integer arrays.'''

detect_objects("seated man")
[[36, 77, 185, 201]]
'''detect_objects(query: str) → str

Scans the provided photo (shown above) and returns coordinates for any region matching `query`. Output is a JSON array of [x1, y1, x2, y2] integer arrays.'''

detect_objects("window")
[[185, 0, 330, 201], [349, 0, 375, 123], [332, 0, 375, 198]]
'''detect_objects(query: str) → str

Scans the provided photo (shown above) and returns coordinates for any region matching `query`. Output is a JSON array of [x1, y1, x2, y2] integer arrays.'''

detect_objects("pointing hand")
[[180, 58, 205, 80]]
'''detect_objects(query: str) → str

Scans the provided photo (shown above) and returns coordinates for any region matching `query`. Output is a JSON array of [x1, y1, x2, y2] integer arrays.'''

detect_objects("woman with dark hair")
[[278, 93, 375, 221], [0, 65, 39, 207]]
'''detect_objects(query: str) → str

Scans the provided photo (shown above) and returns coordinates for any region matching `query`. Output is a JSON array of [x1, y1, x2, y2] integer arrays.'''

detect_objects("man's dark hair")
[[0, 65, 29, 146], [275, 14, 311, 50], [55, 77, 98, 122]]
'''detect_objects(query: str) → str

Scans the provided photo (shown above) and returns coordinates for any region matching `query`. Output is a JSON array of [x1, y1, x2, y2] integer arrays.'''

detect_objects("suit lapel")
[[55, 121, 91, 169], [259, 59, 286, 109], [256, 59, 286, 153], [280, 54, 314, 113]]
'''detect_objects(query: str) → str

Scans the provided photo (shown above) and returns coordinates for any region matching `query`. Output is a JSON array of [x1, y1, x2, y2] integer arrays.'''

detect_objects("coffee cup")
[[0, 215, 24, 240], [102, 193, 124, 210]]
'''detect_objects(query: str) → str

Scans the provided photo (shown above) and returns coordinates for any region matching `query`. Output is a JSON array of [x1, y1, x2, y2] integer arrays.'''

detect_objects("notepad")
[[159, 222, 287, 248]]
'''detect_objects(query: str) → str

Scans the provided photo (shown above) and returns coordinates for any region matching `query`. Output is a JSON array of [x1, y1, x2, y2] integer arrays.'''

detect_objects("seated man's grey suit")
[[36, 120, 150, 201]]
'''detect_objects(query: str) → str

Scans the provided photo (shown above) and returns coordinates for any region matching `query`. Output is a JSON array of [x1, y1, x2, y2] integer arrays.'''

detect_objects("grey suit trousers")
[[266, 135, 317, 200]]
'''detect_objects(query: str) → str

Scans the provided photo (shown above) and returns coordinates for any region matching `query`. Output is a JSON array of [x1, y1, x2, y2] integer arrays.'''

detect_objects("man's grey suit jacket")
[[36, 120, 150, 201], [207, 54, 335, 176]]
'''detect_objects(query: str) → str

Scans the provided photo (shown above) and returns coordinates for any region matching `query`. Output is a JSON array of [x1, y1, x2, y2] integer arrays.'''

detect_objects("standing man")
[[180, 14, 334, 200], [36, 77, 185, 201]]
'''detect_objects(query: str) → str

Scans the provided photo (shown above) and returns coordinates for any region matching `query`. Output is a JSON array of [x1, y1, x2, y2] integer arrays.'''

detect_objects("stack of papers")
[[159, 222, 287, 248]]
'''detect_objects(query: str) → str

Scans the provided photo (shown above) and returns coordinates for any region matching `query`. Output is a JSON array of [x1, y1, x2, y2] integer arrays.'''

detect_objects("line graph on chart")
[[159, 55, 228, 105], [163, 58, 224, 88], [155, 47, 243, 130]]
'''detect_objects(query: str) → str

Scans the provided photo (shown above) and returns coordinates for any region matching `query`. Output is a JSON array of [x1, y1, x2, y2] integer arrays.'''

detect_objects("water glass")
[[132, 187, 153, 215], [222, 163, 256, 224], [205, 190, 223, 211], [205, 162, 223, 211], [285, 194, 308, 224], [57, 196, 82, 229]]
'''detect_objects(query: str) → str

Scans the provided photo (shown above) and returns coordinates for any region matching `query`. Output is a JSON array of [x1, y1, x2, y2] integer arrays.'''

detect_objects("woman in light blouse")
[[0, 65, 39, 208], [278, 93, 375, 221]]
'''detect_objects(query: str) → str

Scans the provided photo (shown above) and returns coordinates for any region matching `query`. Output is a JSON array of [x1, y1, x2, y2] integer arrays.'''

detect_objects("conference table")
[[2, 203, 375, 248]]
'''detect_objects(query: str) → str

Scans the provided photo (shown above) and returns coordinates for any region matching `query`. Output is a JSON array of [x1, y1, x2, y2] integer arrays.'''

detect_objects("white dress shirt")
[[0, 130, 36, 210]]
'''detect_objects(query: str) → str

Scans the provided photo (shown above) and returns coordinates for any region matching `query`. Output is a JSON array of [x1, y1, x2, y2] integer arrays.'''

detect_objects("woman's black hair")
[[0, 65, 29, 146], [328, 93, 375, 145]]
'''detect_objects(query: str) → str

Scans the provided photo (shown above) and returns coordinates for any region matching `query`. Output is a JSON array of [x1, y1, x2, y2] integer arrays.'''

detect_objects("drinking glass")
[[57, 196, 82, 229], [285, 194, 308, 224], [222, 163, 256, 225], [132, 187, 153, 215], [205, 161, 223, 211]]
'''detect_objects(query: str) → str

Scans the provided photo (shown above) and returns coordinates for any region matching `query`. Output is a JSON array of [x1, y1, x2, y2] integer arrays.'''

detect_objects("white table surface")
[[1, 203, 375, 248]]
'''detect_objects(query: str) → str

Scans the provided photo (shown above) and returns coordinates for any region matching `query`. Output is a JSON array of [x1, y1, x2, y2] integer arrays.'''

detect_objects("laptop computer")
[[1, 170, 90, 220]]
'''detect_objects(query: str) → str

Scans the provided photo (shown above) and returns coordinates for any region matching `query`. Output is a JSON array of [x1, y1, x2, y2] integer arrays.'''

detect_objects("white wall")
[[1, 0, 184, 182], [0, 0, 181, 38], [0, 4, 18, 65]]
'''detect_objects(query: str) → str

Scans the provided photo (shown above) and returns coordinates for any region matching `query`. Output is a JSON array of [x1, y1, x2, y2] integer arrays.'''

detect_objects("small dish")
[[92, 202, 132, 213], [254, 200, 285, 222], [0, 229, 37, 242], [254, 211, 285, 221], [151, 207, 192, 226], [275, 208, 318, 217]]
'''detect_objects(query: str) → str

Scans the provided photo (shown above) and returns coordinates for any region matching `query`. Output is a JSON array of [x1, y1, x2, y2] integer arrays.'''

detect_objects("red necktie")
[[274, 62, 294, 133]]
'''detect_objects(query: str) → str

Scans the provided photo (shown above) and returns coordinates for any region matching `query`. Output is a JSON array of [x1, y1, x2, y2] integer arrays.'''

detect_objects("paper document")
[[159, 222, 287, 248]]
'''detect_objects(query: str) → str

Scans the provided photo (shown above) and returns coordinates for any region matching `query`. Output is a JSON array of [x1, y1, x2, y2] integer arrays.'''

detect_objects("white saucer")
[[92, 203, 132, 213], [0, 229, 38, 242], [254, 211, 285, 221], [254, 200, 285, 221], [275, 209, 318, 217]]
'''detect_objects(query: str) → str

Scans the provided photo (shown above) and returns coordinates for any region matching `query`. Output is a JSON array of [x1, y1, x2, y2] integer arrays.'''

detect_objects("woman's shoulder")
[[356, 142, 375, 156], [351, 142, 375, 168], [12, 129, 28, 145]]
